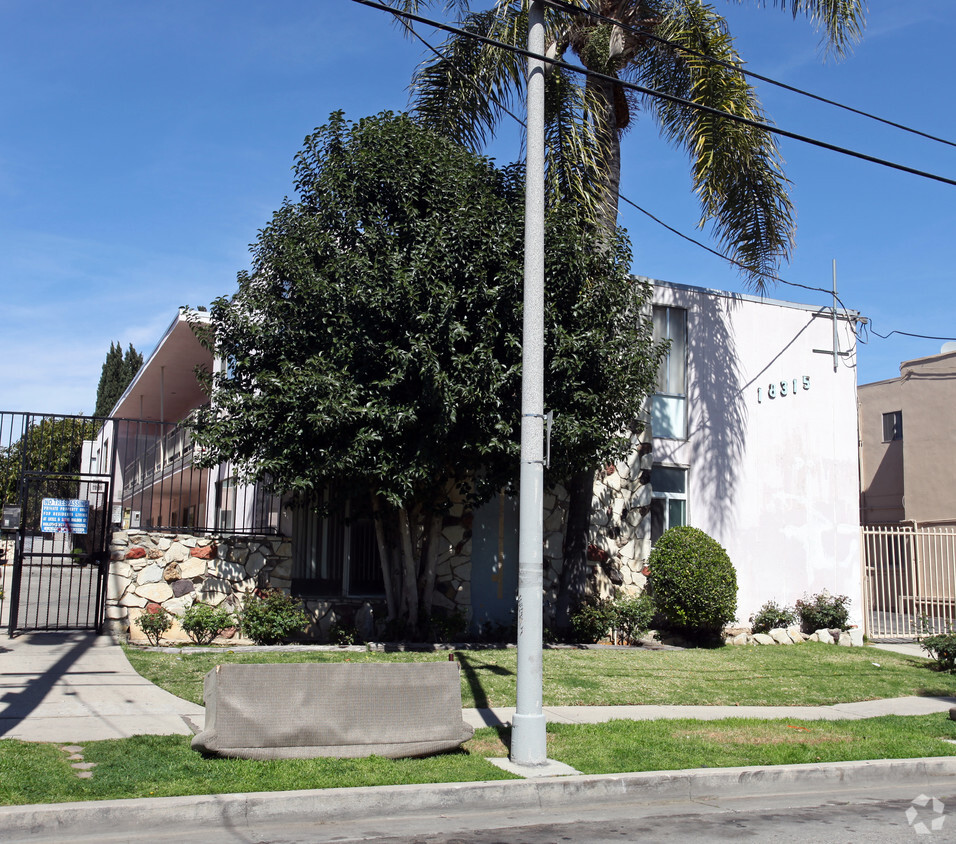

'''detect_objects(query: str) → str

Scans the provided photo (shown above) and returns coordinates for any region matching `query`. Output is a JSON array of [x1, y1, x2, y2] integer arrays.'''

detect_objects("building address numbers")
[[757, 375, 810, 404]]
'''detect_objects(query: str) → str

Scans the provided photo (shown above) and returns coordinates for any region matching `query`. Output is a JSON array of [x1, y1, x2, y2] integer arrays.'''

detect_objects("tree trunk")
[[586, 74, 622, 235], [555, 77, 621, 629], [556, 467, 596, 629], [370, 491, 397, 621], [419, 508, 443, 621], [398, 506, 419, 632]]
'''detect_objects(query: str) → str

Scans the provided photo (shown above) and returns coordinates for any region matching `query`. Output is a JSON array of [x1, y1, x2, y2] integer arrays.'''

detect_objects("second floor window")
[[882, 411, 903, 442], [652, 305, 687, 439]]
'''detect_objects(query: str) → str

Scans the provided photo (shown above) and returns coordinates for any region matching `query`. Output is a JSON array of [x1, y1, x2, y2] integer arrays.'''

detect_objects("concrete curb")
[[2, 757, 956, 839]]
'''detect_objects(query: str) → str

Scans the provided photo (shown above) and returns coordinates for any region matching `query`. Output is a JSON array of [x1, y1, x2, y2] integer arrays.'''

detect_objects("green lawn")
[[124, 641, 955, 708], [3, 714, 955, 806], [4, 643, 955, 807]]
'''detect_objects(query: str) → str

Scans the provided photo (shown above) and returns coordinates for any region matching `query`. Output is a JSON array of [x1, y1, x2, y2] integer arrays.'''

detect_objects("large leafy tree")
[[0, 416, 96, 513], [192, 111, 662, 632], [395, 0, 866, 285]]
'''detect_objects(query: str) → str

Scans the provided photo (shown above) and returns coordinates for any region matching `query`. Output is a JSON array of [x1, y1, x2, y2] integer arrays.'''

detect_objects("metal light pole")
[[510, 0, 547, 767]]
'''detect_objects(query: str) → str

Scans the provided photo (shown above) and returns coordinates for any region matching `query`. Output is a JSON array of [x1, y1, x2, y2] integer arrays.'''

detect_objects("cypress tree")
[[94, 342, 142, 417]]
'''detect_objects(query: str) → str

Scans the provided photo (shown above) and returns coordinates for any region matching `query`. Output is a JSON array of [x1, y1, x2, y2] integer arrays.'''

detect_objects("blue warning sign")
[[40, 498, 90, 534]]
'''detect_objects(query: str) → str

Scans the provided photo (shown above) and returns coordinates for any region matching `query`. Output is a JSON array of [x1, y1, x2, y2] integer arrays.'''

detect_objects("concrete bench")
[[191, 661, 474, 760]]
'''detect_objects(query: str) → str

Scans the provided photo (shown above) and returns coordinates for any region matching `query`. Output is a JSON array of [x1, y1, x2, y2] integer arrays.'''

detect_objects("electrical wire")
[[866, 326, 956, 342], [542, 0, 956, 151], [385, 1, 854, 305], [353, 0, 956, 188], [361, 0, 952, 347]]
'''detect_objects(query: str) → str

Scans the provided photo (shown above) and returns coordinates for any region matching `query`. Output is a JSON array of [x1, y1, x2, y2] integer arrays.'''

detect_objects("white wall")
[[650, 281, 862, 627]]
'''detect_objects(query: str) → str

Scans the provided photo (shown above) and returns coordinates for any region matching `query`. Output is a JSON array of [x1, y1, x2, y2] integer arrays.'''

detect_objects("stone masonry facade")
[[108, 531, 291, 642], [108, 428, 655, 642]]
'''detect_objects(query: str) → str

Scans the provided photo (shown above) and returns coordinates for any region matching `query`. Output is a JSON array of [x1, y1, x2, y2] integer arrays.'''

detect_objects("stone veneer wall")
[[107, 530, 292, 641], [584, 430, 655, 600], [108, 432, 655, 641], [426, 428, 654, 629]]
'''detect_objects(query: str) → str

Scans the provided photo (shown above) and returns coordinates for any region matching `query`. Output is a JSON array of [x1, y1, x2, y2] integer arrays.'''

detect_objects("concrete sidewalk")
[[0, 632, 204, 742], [0, 631, 949, 744]]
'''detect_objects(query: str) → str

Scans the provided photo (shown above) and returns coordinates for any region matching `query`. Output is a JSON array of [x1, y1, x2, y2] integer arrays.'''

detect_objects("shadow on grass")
[[456, 653, 513, 709]]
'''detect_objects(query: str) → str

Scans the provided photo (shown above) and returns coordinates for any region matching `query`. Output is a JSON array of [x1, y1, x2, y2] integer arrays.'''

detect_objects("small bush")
[[328, 621, 360, 646], [180, 602, 234, 645], [647, 526, 737, 642], [428, 609, 468, 644], [240, 589, 308, 645], [795, 591, 850, 633], [920, 632, 956, 672], [135, 603, 172, 646], [570, 596, 615, 643], [611, 592, 655, 645], [749, 600, 797, 635], [569, 592, 655, 645]]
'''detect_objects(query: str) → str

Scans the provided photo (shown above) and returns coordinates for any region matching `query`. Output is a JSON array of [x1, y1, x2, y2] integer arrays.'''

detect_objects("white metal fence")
[[862, 524, 956, 639]]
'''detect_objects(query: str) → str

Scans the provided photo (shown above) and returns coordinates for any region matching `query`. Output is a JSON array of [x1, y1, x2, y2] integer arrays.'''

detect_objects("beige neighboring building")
[[859, 349, 956, 526]]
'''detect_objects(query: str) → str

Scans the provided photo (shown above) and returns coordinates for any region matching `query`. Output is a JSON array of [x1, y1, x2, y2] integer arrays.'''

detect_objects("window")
[[215, 477, 236, 531], [293, 496, 384, 597], [650, 465, 687, 544], [882, 411, 903, 442], [651, 306, 687, 439]]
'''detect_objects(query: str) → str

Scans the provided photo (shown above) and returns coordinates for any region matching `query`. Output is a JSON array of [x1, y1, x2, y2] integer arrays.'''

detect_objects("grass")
[[3, 714, 955, 806], [123, 641, 956, 709], [0, 732, 517, 806], [4, 643, 954, 807]]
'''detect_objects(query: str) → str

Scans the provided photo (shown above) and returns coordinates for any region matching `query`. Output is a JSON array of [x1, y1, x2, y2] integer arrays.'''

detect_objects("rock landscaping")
[[721, 626, 865, 647]]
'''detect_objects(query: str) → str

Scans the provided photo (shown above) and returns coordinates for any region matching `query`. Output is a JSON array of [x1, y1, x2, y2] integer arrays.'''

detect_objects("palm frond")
[[636, 1, 795, 289], [544, 66, 607, 215], [410, 8, 528, 150], [737, 0, 866, 58]]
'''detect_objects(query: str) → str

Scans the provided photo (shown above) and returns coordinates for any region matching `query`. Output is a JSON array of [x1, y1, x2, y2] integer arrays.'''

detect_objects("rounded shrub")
[[569, 596, 614, 644], [647, 526, 737, 641], [240, 589, 308, 645], [795, 591, 850, 633], [180, 602, 235, 645]]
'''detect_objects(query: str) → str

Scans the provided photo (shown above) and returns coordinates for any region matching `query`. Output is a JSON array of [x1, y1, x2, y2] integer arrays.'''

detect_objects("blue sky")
[[1, 1, 954, 414]]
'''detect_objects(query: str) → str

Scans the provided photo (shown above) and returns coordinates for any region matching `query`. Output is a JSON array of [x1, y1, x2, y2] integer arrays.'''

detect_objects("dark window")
[[293, 496, 384, 597], [650, 465, 687, 545], [882, 411, 903, 442]]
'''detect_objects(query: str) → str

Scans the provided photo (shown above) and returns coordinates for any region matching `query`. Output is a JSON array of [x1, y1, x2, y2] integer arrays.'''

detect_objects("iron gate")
[[1, 413, 113, 634], [862, 524, 956, 639]]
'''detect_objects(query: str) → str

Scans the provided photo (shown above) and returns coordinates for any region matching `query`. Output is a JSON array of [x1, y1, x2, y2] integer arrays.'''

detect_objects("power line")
[[866, 326, 956, 342], [353, 0, 956, 188], [361, 0, 951, 348], [385, 1, 852, 308], [542, 0, 956, 151]]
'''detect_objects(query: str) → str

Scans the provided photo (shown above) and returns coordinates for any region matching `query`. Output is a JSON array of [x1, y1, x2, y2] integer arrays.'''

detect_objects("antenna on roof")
[[812, 259, 851, 371]]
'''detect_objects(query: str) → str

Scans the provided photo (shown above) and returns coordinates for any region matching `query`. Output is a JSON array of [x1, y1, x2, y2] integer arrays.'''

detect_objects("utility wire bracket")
[[523, 410, 554, 468]]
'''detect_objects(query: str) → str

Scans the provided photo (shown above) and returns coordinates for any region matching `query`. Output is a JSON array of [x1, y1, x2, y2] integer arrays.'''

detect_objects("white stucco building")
[[98, 279, 865, 639], [645, 279, 862, 625]]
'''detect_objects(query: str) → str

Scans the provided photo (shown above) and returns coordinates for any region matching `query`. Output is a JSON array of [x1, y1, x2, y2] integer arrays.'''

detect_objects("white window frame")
[[652, 306, 688, 440], [650, 464, 688, 544]]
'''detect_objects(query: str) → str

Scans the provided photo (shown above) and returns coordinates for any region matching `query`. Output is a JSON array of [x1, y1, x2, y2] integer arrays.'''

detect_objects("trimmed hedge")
[[647, 526, 737, 642]]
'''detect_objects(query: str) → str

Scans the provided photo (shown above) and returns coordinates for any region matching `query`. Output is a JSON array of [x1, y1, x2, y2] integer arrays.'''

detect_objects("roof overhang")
[[111, 310, 213, 423]]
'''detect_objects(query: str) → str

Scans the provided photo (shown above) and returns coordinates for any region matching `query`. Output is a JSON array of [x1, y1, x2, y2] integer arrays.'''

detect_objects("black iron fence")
[[0, 411, 281, 537]]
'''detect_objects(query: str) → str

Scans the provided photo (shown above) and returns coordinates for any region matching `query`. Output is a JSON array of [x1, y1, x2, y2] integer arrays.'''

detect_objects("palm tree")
[[394, 0, 866, 286]]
